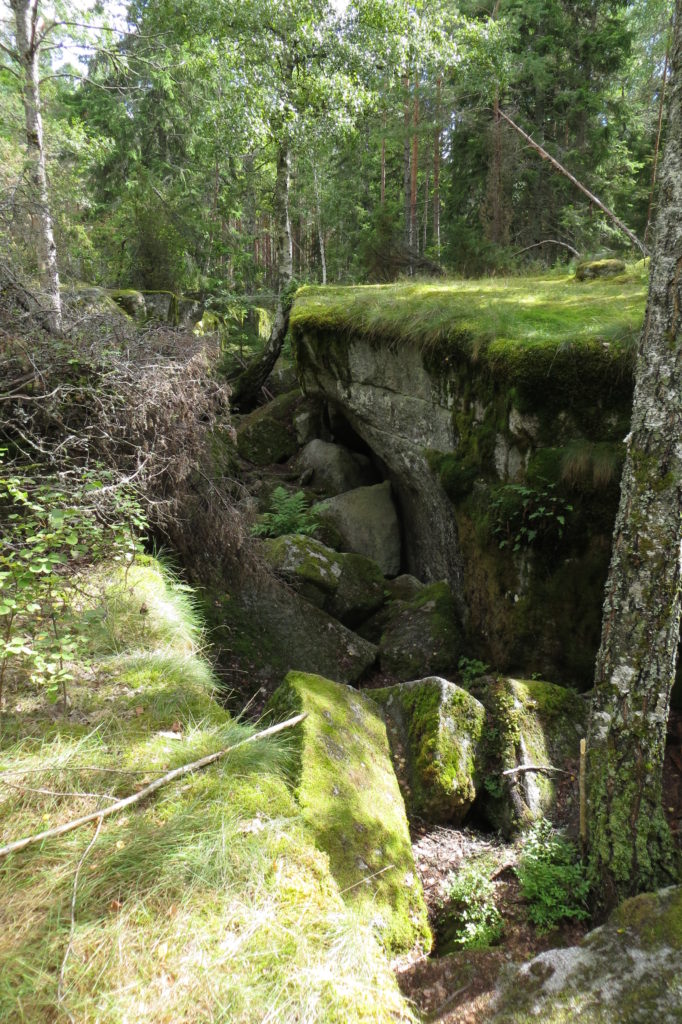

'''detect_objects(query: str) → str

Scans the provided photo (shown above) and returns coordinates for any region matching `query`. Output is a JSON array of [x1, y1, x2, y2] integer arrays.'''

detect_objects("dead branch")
[[499, 109, 648, 257], [0, 713, 307, 859], [513, 239, 581, 259], [502, 763, 574, 777]]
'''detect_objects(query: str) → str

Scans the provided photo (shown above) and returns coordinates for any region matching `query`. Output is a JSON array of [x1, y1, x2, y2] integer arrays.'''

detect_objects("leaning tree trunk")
[[586, 0, 682, 910], [230, 139, 293, 410], [11, 0, 62, 334]]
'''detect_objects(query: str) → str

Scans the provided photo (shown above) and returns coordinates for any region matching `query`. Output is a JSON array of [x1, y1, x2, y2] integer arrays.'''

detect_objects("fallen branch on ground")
[[502, 763, 574, 777], [0, 713, 307, 859]]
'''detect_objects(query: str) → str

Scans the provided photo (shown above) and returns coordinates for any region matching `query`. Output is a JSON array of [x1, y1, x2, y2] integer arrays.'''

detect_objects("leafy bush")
[[443, 859, 503, 949], [251, 487, 319, 539], [515, 819, 589, 931], [0, 457, 146, 704], [458, 655, 489, 685], [490, 482, 573, 552]]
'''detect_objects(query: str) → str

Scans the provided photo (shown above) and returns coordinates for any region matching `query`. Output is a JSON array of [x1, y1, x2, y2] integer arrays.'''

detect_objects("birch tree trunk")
[[586, 0, 682, 908], [11, 0, 62, 334], [230, 139, 293, 409]]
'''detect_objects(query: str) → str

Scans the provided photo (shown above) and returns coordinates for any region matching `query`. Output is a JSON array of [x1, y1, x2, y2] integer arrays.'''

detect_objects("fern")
[[251, 487, 319, 538]]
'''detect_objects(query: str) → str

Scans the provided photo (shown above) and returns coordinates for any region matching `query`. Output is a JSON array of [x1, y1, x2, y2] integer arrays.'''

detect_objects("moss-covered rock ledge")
[[292, 271, 647, 686]]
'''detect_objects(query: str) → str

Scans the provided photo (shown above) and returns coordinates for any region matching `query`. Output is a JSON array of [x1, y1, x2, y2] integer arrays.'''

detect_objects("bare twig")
[[502, 764, 574, 777], [513, 239, 581, 259], [0, 714, 307, 859], [0, 778, 119, 802]]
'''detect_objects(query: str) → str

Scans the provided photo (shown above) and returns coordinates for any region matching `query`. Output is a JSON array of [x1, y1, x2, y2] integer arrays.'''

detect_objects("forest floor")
[[396, 706, 682, 1024]]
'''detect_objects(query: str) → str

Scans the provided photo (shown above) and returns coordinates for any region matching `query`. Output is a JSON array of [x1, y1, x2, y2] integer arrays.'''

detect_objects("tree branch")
[[0, 713, 307, 859], [499, 108, 648, 257]]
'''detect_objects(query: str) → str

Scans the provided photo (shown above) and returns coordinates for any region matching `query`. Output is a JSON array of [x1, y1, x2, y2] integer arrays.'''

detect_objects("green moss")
[[292, 272, 644, 408], [266, 672, 431, 954], [613, 889, 682, 950], [374, 679, 485, 823]]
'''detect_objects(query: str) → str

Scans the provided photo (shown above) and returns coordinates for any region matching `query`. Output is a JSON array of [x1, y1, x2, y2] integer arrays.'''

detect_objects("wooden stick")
[[0, 713, 307, 860], [499, 109, 648, 257], [579, 737, 587, 856]]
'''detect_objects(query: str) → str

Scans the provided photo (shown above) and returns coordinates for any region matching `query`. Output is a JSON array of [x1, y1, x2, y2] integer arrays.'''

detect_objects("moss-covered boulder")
[[297, 439, 376, 496], [373, 677, 486, 824], [492, 886, 682, 1023], [236, 389, 303, 465], [575, 258, 627, 281], [212, 574, 378, 687], [467, 676, 587, 831], [261, 533, 386, 626], [314, 481, 401, 576], [362, 580, 463, 681], [109, 288, 147, 319], [266, 672, 431, 954]]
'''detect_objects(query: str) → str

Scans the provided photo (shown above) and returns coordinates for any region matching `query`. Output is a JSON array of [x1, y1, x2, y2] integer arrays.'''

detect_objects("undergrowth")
[[441, 857, 503, 950], [515, 819, 590, 932]]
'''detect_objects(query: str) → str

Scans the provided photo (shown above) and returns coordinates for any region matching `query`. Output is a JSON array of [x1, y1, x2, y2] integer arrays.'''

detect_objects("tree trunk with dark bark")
[[230, 139, 293, 409], [11, 0, 62, 334], [586, 0, 682, 909]]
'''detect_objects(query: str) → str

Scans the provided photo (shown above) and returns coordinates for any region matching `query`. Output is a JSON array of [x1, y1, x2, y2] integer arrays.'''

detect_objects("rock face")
[[261, 533, 386, 626], [372, 677, 486, 824], [213, 573, 377, 687], [293, 318, 632, 687], [297, 439, 375, 496], [314, 481, 401, 576], [297, 335, 464, 600], [492, 886, 682, 1023], [361, 580, 463, 681], [266, 671, 431, 954]]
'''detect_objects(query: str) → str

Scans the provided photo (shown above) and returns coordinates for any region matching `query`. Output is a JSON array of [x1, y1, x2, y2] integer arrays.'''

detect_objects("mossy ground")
[[0, 559, 413, 1024], [266, 671, 431, 955]]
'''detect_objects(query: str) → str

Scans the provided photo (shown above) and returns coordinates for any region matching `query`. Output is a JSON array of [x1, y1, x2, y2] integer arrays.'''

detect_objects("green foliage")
[[0, 457, 146, 703], [515, 819, 590, 931], [490, 483, 573, 552], [458, 655, 489, 685], [251, 487, 319, 539], [443, 858, 503, 949]]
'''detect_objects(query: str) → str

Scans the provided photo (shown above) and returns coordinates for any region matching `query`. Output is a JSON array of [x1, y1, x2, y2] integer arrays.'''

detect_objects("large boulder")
[[236, 390, 303, 465], [361, 580, 463, 681], [372, 677, 486, 824], [467, 676, 588, 832], [297, 439, 375, 496], [212, 573, 377, 687], [266, 671, 431, 954], [575, 258, 626, 281], [314, 481, 401, 576], [492, 886, 682, 1023], [261, 533, 386, 626], [109, 289, 146, 320]]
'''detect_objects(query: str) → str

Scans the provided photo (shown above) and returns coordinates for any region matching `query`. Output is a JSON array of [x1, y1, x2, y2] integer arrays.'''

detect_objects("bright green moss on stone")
[[266, 672, 431, 955], [372, 677, 486, 824]]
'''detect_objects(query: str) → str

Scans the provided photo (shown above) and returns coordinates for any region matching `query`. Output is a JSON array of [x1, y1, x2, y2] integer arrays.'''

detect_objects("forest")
[[0, 1, 681, 1022]]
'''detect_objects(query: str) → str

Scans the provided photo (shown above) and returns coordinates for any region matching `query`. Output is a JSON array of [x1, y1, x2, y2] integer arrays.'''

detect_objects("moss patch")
[[372, 678, 486, 824], [266, 671, 431, 954]]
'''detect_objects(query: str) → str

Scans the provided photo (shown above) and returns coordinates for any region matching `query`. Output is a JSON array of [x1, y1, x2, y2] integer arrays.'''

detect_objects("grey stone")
[[314, 481, 401, 576], [297, 439, 375, 496], [492, 887, 682, 1024]]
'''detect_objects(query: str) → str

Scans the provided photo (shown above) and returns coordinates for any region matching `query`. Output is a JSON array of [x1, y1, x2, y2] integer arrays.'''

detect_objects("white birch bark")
[[11, 0, 62, 334]]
